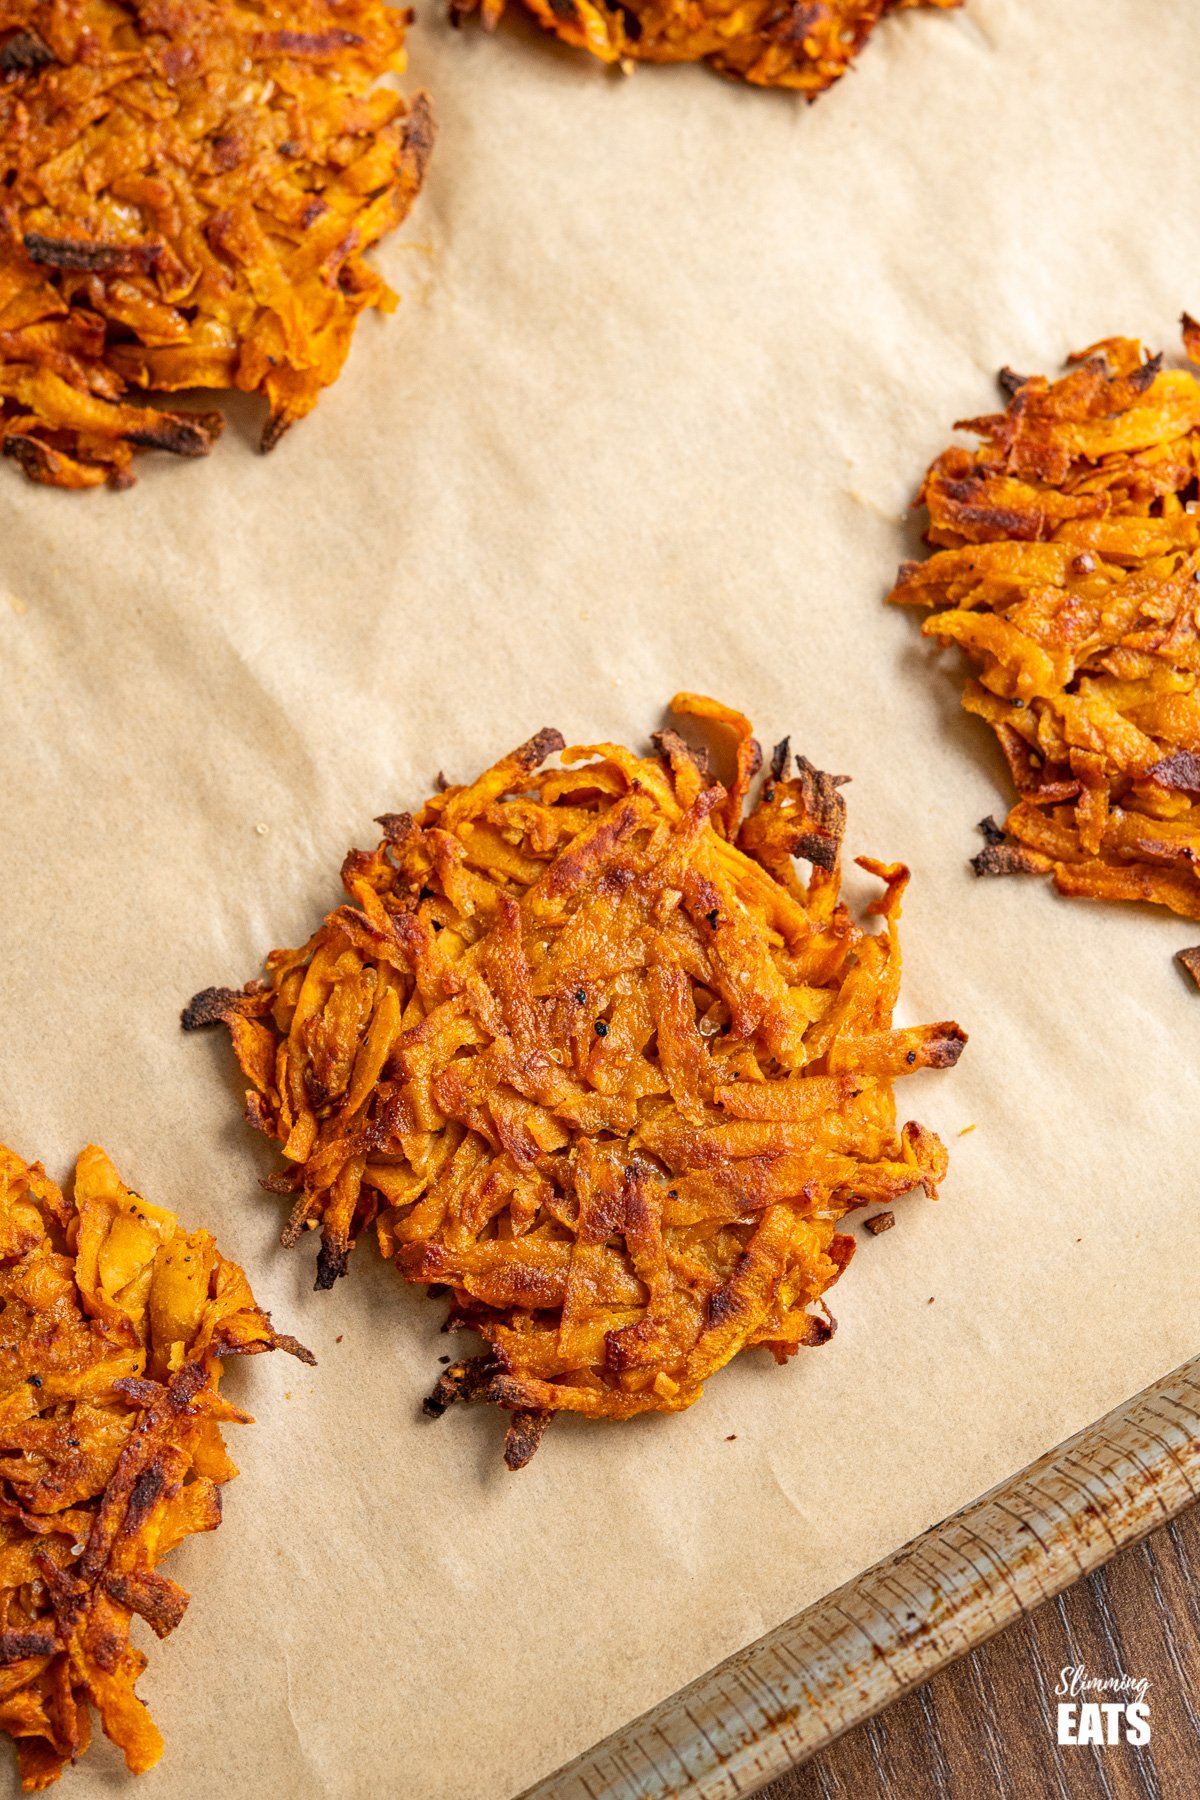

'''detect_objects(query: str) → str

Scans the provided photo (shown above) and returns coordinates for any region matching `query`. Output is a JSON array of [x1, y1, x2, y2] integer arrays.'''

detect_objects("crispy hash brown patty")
[[0, 1144, 310, 1789], [450, 0, 960, 96], [185, 695, 965, 1468], [0, 0, 434, 489], [890, 326, 1200, 972]]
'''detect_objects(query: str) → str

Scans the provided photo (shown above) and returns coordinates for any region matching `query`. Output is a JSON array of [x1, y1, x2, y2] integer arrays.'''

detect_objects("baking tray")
[[523, 1354, 1200, 1797]]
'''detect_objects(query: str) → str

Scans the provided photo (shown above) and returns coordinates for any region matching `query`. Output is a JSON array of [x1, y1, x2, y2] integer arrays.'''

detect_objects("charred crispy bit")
[[1177, 946, 1200, 990], [0, 1143, 308, 1788], [971, 840, 1051, 879], [863, 1210, 894, 1234], [451, 0, 959, 93], [179, 985, 266, 1032], [0, 0, 434, 489], [187, 693, 965, 1465], [0, 29, 51, 73], [891, 326, 1200, 963]]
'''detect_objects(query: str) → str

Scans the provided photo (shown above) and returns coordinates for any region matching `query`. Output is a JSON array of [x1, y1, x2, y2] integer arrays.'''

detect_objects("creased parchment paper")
[[2, 1, 1198, 1792]]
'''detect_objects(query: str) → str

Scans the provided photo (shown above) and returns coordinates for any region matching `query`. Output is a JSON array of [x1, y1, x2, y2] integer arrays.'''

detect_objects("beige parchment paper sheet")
[[2, 0, 1199, 1791]]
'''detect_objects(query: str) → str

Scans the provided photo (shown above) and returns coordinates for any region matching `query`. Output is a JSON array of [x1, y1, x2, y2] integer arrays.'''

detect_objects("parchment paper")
[[2, 1, 1199, 1792]]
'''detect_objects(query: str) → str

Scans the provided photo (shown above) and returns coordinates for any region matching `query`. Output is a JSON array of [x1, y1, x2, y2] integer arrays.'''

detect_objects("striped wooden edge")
[[518, 1354, 1200, 1800]]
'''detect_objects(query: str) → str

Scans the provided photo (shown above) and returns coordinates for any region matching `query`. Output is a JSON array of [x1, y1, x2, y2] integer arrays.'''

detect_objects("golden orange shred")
[[450, 0, 959, 95], [890, 325, 1200, 952], [0, 1144, 310, 1789], [186, 698, 965, 1467], [0, 0, 434, 488]]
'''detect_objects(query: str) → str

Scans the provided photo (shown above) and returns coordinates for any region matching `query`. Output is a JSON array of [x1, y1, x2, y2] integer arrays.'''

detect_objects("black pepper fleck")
[[594, 1020, 608, 1037]]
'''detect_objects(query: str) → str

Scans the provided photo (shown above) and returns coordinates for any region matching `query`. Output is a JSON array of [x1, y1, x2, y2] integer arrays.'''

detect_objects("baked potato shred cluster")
[[0, 0, 433, 488], [451, 0, 959, 95], [187, 696, 964, 1467], [891, 327, 1200, 970], [0, 1144, 308, 1790]]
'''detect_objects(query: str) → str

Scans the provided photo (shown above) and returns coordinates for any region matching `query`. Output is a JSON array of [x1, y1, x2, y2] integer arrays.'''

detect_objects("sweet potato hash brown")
[[184, 695, 965, 1467], [0, 0, 434, 489], [450, 0, 959, 96], [0, 1143, 310, 1788], [890, 327, 1200, 957]]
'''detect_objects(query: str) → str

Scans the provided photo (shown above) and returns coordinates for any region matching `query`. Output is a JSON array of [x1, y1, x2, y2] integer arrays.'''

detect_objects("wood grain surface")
[[763, 1503, 1200, 1800]]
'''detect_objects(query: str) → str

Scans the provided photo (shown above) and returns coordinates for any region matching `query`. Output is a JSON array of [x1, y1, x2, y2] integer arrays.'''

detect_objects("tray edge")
[[518, 1353, 1200, 1800]]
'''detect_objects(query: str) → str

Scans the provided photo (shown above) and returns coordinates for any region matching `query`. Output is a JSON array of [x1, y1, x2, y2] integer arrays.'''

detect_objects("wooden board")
[[519, 1355, 1200, 1799], [771, 1503, 1200, 1798]]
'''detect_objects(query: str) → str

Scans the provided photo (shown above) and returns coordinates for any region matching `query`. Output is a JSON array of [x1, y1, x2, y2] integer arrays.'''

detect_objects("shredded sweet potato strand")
[[0, 0, 434, 487], [450, 0, 960, 96], [0, 1144, 310, 1789], [890, 326, 1200, 962], [186, 697, 965, 1466]]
